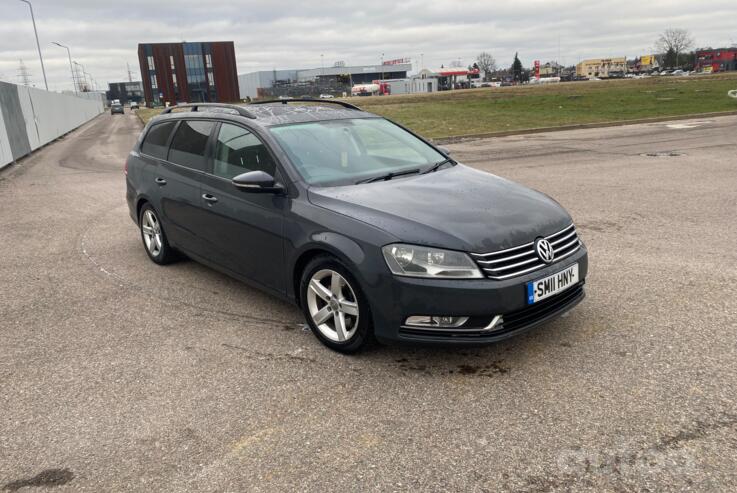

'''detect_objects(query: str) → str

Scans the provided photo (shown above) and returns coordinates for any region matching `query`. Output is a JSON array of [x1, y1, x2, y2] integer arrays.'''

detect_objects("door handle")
[[202, 193, 218, 204], [155, 177, 167, 185]]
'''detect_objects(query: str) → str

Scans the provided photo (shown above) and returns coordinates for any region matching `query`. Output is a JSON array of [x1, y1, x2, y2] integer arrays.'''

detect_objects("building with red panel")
[[694, 48, 737, 73], [138, 42, 240, 106]]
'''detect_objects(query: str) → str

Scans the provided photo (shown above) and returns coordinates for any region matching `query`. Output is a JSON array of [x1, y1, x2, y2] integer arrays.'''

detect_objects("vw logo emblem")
[[535, 238, 555, 264]]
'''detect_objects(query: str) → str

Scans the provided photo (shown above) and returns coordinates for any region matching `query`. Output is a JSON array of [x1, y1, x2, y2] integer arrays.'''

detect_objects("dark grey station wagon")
[[125, 101, 588, 353]]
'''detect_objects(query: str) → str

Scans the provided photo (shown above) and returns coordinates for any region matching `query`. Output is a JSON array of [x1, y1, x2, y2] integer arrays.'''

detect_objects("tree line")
[[472, 28, 700, 82]]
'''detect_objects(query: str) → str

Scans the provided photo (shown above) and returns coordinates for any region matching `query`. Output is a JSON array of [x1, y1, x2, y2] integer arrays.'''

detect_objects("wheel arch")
[[290, 235, 367, 307], [135, 196, 153, 225]]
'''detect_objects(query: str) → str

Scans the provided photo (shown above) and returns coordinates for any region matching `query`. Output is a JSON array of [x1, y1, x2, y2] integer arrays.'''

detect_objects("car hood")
[[307, 164, 573, 253]]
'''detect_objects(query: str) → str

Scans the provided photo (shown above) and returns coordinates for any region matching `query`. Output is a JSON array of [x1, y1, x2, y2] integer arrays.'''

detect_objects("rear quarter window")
[[140, 122, 176, 160]]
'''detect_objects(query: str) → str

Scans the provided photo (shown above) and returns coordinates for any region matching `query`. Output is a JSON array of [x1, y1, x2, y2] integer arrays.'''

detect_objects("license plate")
[[526, 263, 579, 304]]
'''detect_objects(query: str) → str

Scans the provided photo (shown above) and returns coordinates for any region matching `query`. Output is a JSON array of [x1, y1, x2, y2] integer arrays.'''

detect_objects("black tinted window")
[[140, 122, 176, 160], [213, 123, 276, 179], [168, 120, 215, 171]]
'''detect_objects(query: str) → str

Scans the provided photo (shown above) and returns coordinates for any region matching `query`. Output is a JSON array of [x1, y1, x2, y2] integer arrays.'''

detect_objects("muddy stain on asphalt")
[[457, 362, 510, 376], [395, 358, 510, 377], [3, 469, 74, 491]]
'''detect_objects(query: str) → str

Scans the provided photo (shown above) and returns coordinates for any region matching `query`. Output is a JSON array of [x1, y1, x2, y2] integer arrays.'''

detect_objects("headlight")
[[382, 244, 483, 279]]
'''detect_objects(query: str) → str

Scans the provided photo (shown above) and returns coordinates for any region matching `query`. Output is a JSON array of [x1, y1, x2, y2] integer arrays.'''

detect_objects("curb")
[[432, 110, 737, 144]]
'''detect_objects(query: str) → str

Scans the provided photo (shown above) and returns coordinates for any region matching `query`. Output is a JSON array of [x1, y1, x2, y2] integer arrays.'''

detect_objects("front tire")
[[139, 204, 175, 265], [299, 255, 374, 353]]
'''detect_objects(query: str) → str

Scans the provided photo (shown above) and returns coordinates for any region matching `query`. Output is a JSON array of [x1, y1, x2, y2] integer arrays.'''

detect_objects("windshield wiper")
[[422, 158, 455, 174], [355, 168, 421, 184]]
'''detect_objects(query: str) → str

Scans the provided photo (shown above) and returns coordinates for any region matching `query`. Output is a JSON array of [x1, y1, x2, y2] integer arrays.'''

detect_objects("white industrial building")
[[378, 77, 438, 95], [238, 63, 412, 99]]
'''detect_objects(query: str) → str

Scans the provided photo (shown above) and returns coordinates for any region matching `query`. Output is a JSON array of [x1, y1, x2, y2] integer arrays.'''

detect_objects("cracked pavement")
[[1, 112, 736, 491]]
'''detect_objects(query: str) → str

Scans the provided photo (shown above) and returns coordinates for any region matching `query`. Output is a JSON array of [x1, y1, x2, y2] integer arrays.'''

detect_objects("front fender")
[[285, 197, 399, 302], [307, 231, 366, 266], [286, 232, 374, 302]]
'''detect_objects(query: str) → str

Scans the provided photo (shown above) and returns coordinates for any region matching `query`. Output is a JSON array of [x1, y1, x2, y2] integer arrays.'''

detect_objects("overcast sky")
[[1, 0, 735, 92]]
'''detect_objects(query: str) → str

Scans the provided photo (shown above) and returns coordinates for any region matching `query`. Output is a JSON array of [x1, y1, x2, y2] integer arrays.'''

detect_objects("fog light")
[[404, 315, 469, 328]]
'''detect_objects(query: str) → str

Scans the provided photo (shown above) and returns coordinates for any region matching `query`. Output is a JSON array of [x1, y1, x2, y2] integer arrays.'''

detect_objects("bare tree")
[[476, 52, 497, 81], [655, 28, 695, 67]]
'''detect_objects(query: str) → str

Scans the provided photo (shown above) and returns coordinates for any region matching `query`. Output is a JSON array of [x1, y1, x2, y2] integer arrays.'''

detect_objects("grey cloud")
[[1, 0, 734, 91]]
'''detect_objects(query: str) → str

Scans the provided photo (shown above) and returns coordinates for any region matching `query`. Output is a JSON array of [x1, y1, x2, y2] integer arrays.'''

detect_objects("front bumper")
[[366, 245, 588, 345]]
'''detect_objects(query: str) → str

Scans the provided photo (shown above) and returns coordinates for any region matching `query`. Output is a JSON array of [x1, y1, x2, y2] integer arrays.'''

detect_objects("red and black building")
[[138, 41, 240, 106], [695, 48, 737, 73]]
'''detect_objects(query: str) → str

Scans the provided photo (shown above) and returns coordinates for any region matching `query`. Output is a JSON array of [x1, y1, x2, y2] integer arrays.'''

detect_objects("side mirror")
[[437, 146, 451, 156], [232, 170, 284, 194]]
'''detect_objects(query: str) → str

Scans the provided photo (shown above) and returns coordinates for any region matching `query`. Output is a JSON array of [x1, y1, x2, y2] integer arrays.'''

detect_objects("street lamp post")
[[74, 61, 87, 91], [84, 72, 95, 91], [18, 0, 48, 90], [52, 42, 76, 94]]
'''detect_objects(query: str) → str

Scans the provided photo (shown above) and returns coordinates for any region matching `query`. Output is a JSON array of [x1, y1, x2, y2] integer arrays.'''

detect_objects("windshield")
[[268, 118, 447, 186]]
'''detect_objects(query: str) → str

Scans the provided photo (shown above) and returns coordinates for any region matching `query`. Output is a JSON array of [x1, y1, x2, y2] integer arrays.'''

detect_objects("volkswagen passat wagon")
[[125, 101, 588, 353]]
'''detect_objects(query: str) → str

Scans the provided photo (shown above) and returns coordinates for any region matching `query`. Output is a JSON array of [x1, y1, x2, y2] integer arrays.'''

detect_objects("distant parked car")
[[130, 101, 140, 110], [319, 94, 335, 99], [278, 95, 293, 100], [671, 69, 685, 76], [111, 103, 124, 115]]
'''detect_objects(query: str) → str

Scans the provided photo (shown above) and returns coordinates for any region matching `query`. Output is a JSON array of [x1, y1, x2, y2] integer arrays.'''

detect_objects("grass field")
[[135, 107, 162, 125], [136, 73, 737, 139], [356, 73, 737, 139]]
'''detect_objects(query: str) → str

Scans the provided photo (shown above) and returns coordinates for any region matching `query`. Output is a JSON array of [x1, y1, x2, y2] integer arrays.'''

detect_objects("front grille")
[[397, 283, 585, 341], [470, 224, 582, 280]]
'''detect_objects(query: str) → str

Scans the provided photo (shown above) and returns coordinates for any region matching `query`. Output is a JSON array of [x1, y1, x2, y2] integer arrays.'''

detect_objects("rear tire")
[[299, 255, 374, 353], [139, 204, 176, 265]]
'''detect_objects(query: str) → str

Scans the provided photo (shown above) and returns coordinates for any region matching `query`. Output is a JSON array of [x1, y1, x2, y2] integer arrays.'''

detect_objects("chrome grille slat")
[[549, 229, 577, 246], [476, 249, 538, 264], [472, 224, 582, 280], [546, 223, 575, 241], [483, 255, 540, 272], [548, 243, 581, 263], [470, 241, 534, 259], [487, 262, 548, 280], [555, 237, 580, 253]]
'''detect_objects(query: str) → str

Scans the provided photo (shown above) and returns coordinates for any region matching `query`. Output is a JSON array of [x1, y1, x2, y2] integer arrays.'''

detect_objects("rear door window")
[[167, 120, 215, 171], [140, 121, 176, 160]]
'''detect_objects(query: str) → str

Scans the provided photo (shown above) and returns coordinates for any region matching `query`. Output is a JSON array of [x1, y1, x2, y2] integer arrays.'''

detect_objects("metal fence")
[[0, 82, 105, 169]]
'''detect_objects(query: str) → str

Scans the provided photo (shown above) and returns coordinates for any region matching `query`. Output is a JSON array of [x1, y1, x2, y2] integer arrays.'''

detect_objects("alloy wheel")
[[141, 209, 163, 257], [306, 269, 360, 342]]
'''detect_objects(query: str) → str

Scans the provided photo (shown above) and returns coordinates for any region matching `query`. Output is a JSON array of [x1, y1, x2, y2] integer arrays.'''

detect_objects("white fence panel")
[[23, 86, 104, 149], [0, 110, 12, 168], [16, 86, 41, 150], [0, 82, 105, 170]]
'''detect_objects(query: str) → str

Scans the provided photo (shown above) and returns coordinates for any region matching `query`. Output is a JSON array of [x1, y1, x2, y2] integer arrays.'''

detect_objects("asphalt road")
[[1, 111, 736, 492]]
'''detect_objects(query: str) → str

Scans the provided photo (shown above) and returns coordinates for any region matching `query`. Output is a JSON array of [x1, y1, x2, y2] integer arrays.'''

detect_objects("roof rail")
[[248, 98, 362, 111], [161, 103, 257, 119]]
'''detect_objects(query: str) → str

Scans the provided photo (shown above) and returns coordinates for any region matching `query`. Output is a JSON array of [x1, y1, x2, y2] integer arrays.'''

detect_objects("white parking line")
[[665, 120, 711, 129]]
